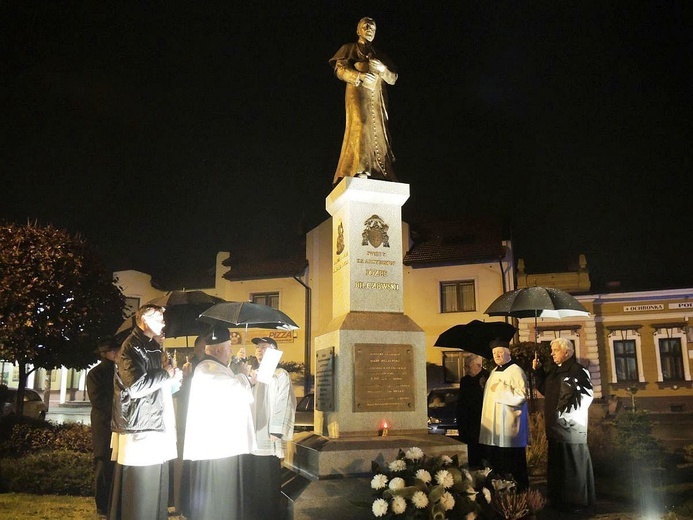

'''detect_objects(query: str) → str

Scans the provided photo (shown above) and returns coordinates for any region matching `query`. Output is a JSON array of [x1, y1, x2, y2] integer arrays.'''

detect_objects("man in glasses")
[[110, 304, 181, 520]]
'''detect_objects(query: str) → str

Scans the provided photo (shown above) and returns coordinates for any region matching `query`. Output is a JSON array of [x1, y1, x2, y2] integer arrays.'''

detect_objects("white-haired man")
[[533, 337, 595, 514], [456, 354, 489, 467]]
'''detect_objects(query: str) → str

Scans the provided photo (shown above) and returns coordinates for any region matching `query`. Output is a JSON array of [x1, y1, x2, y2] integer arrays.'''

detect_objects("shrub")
[[51, 423, 92, 453], [0, 420, 92, 458], [526, 412, 548, 471], [613, 411, 662, 465], [0, 449, 92, 495], [588, 416, 619, 476]]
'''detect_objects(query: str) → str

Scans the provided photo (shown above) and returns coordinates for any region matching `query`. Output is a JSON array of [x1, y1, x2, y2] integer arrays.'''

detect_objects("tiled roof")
[[403, 219, 507, 267]]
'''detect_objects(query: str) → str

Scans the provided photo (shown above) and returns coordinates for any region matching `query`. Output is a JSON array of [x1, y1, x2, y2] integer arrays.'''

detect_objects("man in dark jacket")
[[86, 336, 119, 516], [455, 354, 489, 467], [110, 304, 180, 520], [533, 337, 595, 514]]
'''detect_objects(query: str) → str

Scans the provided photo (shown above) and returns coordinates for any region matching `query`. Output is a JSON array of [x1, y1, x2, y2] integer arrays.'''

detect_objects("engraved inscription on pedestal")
[[316, 347, 335, 412], [353, 344, 415, 412]]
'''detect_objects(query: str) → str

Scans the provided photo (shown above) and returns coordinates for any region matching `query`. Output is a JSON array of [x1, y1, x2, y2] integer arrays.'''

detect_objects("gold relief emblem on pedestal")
[[361, 214, 390, 248], [335, 221, 345, 255]]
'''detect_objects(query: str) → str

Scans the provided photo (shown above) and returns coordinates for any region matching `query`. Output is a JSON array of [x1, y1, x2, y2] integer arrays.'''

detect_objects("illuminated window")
[[613, 340, 639, 382], [440, 281, 476, 313], [658, 338, 684, 381], [251, 292, 279, 309], [607, 329, 645, 384]]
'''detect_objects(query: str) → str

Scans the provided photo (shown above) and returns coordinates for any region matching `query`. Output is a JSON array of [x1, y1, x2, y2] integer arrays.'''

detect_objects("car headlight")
[[428, 417, 441, 424]]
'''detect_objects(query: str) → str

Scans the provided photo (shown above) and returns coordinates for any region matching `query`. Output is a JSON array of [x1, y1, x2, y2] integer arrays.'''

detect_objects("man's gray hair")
[[550, 337, 574, 357], [464, 354, 482, 368]]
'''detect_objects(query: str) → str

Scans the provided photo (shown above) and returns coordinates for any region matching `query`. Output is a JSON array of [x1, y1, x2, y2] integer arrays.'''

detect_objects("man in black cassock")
[[533, 337, 596, 514]]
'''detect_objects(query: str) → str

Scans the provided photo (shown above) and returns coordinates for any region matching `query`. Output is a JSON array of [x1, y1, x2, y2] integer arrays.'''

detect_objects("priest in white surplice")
[[183, 327, 256, 520], [246, 336, 296, 520]]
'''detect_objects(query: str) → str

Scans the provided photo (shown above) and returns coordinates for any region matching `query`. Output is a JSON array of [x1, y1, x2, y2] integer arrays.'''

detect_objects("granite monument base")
[[282, 432, 467, 520]]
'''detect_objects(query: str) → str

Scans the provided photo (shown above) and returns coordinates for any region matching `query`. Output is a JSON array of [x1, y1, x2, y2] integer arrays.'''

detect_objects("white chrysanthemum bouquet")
[[369, 447, 495, 519]]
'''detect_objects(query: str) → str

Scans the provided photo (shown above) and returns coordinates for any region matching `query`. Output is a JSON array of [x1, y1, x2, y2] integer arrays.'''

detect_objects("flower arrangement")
[[369, 447, 545, 520]]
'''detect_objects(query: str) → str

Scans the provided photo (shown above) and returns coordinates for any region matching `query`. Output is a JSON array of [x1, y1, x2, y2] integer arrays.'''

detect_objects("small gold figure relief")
[[336, 222, 345, 255]]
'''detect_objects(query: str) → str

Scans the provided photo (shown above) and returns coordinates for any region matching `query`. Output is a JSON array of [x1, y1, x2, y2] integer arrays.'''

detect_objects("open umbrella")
[[114, 290, 225, 343], [484, 286, 589, 341], [198, 301, 299, 331], [198, 301, 299, 351], [434, 320, 516, 358], [148, 290, 225, 338]]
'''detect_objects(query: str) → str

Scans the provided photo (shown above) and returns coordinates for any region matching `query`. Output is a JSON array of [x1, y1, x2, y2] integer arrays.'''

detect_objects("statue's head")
[[357, 17, 376, 43]]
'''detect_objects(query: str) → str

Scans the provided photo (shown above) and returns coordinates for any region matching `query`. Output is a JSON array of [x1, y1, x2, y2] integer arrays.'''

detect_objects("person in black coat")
[[86, 336, 119, 516], [455, 354, 489, 467], [110, 304, 180, 520], [533, 337, 596, 514]]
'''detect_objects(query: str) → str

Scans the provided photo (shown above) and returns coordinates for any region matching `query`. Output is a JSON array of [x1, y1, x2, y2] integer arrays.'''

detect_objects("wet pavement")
[[46, 401, 91, 425]]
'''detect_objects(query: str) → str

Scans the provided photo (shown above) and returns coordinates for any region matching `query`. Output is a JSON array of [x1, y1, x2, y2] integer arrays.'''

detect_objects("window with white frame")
[[607, 329, 645, 384], [613, 339, 639, 382], [440, 280, 476, 313], [251, 292, 279, 309], [653, 326, 691, 382], [659, 338, 684, 381]]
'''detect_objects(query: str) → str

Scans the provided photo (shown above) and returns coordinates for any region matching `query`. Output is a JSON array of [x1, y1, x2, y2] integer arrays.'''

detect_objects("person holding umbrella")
[[110, 304, 181, 520], [455, 354, 489, 468], [533, 338, 595, 514], [479, 340, 530, 489]]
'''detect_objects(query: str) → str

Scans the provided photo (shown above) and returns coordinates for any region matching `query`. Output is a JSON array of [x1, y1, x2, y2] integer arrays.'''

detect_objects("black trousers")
[[485, 445, 529, 489], [244, 454, 282, 520], [94, 456, 115, 514]]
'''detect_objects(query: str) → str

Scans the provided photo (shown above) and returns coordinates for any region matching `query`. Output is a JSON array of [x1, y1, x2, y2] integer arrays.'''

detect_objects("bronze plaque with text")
[[315, 347, 335, 412], [353, 343, 415, 412]]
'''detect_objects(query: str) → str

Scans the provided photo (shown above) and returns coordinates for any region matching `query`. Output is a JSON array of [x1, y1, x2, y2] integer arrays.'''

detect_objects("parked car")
[[294, 392, 314, 432], [0, 388, 48, 421], [293, 389, 463, 436], [427, 387, 459, 436]]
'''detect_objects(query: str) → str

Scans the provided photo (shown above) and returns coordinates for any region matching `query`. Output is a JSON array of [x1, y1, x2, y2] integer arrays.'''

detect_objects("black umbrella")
[[114, 315, 136, 344], [114, 290, 224, 342], [148, 291, 225, 338], [198, 301, 299, 337], [484, 286, 589, 341], [434, 320, 516, 358]]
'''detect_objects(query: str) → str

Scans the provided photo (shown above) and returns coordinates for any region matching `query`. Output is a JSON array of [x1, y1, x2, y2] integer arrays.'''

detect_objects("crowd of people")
[[455, 337, 596, 515], [88, 303, 595, 517], [87, 303, 296, 520]]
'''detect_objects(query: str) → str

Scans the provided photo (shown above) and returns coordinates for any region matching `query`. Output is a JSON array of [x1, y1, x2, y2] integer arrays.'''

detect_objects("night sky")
[[2, 2, 691, 291]]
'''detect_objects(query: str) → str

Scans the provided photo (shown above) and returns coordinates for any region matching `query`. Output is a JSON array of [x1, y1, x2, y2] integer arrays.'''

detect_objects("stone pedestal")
[[283, 178, 465, 519], [283, 433, 467, 520], [314, 177, 428, 436]]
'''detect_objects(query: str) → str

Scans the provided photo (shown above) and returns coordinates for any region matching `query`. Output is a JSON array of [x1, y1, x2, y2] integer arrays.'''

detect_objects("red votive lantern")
[[379, 419, 389, 437]]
